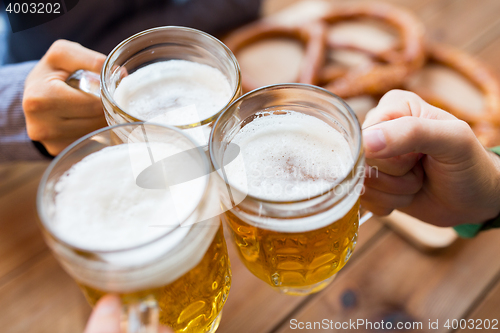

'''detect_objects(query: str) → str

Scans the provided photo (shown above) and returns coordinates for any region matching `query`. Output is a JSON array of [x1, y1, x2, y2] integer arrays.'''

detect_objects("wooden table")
[[1, 0, 500, 332]]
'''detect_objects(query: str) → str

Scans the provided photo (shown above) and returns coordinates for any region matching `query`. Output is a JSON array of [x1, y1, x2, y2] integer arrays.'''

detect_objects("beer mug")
[[67, 26, 242, 147], [210, 84, 366, 296], [37, 123, 231, 333]]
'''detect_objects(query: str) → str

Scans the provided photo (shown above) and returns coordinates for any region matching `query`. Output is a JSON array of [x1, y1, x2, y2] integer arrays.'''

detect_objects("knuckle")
[[375, 207, 394, 216], [46, 39, 76, 63], [455, 119, 473, 134], [382, 89, 416, 102], [453, 120, 476, 146], [50, 39, 71, 51], [22, 94, 44, 114], [24, 81, 64, 114], [26, 122, 51, 142]]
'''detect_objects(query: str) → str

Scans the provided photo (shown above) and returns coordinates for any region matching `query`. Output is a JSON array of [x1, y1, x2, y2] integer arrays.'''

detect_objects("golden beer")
[[38, 124, 231, 332], [223, 202, 358, 294], [80, 224, 231, 332], [210, 84, 365, 295], [98, 27, 242, 149]]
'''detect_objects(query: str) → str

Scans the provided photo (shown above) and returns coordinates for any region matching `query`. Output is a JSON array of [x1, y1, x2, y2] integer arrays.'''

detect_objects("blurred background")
[[1, 0, 500, 332]]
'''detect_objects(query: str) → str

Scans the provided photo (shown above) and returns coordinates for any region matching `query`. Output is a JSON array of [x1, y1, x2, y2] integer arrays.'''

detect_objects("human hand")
[[84, 295, 172, 333], [361, 90, 500, 227], [23, 40, 107, 156]]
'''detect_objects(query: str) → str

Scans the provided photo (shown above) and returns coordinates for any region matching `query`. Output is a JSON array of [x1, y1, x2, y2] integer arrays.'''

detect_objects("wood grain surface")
[[1, 1, 500, 332]]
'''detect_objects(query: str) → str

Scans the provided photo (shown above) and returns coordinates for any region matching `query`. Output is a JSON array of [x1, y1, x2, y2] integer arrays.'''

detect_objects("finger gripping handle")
[[66, 70, 101, 97], [123, 296, 159, 333], [359, 208, 373, 226]]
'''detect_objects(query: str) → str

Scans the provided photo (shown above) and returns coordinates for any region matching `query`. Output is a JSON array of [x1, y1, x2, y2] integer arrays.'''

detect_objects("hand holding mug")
[[23, 40, 107, 156], [361, 90, 500, 226]]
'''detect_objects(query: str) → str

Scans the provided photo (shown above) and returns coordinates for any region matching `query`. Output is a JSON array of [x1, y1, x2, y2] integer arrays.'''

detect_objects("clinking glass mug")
[[37, 123, 231, 333], [67, 26, 242, 148], [53, 26, 243, 333], [209, 83, 372, 296]]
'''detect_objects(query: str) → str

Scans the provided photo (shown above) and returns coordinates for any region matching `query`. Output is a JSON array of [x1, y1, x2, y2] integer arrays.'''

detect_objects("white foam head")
[[223, 110, 359, 232], [224, 110, 353, 201], [49, 142, 218, 290], [113, 60, 232, 126]]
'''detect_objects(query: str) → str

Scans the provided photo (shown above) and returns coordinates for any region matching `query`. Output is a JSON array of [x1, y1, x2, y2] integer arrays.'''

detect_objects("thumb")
[[45, 40, 106, 74], [84, 295, 122, 333], [363, 116, 478, 164]]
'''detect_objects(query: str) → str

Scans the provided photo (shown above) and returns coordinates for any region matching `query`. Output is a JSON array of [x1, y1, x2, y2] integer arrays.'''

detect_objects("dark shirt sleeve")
[[0, 61, 48, 162], [92, 0, 261, 53], [6, 0, 262, 63]]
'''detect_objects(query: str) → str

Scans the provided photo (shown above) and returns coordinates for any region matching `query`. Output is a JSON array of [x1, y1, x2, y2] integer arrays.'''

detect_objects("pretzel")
[[321, 2, 426, 98], [409, 43, 500, 125], [225, 2, 425, 99], [404, 43, 500, 146], [224, 21, 327, 92], [473, 122, 500, 147]]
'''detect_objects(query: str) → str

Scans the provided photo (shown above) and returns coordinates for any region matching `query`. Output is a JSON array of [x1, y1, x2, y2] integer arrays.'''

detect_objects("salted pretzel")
[[225, 2, 425, 99], [409, 43, 500, 124], [320, 2, 426, 98], [406, 43, 500, 146], [224, 21, 327, 92]]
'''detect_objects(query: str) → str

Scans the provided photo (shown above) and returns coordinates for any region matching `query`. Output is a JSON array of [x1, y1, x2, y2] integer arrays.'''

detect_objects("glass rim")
[[101, 26, 242, 129], [209, 83, 363, 204], [37, 122, 211, 254]]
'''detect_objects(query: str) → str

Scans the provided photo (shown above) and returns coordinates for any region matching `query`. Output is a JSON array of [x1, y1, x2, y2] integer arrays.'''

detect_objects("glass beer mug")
[[37, 123, 231, 333], [210, 84, 366, 296], [67, 26, 242, 147]]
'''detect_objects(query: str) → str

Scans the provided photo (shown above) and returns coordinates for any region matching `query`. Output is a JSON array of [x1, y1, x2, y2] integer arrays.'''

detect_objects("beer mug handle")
[[66, 70, 101, 97], [359, 208, 373, 226], [123, 297, 160, 333]]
